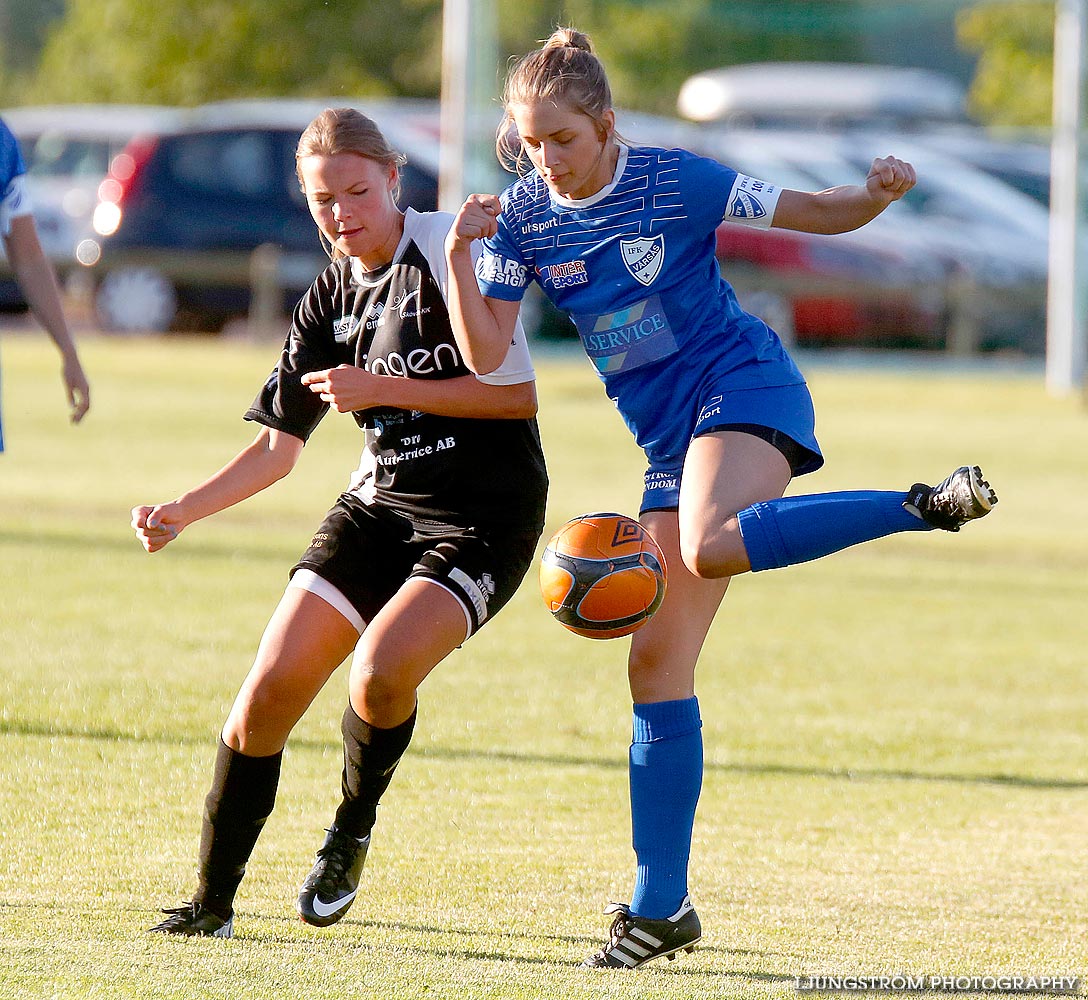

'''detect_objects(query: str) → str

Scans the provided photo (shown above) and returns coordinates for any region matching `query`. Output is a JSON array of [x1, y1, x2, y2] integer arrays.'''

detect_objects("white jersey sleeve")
[[0, 173, 31, 237], [404, 207, 536, 387], [474, 318, 535, 386]]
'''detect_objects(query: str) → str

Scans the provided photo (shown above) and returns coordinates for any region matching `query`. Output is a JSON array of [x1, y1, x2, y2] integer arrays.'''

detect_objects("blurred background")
[[0, 0, 1076, 374]]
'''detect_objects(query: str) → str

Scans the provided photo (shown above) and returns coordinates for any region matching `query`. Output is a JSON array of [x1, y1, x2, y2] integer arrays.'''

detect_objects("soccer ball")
[[539, 512, 667, 639]]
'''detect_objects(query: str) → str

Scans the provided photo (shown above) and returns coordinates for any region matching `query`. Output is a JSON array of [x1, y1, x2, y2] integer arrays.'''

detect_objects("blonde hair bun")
[[544, 27, 593, 52]]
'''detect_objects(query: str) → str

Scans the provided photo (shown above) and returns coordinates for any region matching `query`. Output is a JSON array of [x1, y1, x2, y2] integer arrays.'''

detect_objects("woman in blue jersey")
[[133, 108, 548, 938], [445, 29, 997, 970]]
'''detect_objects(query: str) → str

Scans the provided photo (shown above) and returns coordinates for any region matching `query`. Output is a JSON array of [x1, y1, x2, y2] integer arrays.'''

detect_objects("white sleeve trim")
[[475, 318, 535, 386], [724, 173, 781, 230], [0, 175, 32, 237]]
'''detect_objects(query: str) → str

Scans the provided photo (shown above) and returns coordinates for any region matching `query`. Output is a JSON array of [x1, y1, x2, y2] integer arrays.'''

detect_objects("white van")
[[677, 62, 967, 129]]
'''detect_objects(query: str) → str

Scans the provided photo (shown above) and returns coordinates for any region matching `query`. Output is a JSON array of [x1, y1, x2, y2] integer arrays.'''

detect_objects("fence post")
[[945, 273, 981, 357], [248, 243, 283, 340]]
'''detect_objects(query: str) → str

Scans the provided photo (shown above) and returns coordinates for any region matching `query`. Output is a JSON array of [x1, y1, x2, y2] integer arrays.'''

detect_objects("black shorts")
[[291, 494, 541, 638]]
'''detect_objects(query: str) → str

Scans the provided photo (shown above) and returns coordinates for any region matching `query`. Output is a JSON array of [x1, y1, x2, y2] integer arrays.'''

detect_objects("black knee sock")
[[333, 703, 416, 838], [194, 737, 282, 919]]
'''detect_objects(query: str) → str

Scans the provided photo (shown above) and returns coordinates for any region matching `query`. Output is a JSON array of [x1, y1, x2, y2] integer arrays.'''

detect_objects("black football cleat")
[[581, 894, 701, 969], [903, 464, 998, 532], [149, 901, 233, 938], [296, 826, 370, 927]]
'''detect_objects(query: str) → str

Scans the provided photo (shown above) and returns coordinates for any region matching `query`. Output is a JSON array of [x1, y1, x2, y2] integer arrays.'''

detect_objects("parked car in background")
[[677, 63, 968, 130], [674, 64, 1051, 354], [781, 131, 1050, 352], [82, 98, 440, 332], [669, 123, 1048, 353], [0, 104, 183, 309], [909, 129, 1051, 206]]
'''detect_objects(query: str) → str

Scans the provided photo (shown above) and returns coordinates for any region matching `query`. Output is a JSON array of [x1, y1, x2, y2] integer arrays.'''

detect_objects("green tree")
[[494, 0, 869, 115], [0, 0, 66, 103], [957, 1, 1055, 127], [16, 0, 904, 115], [10, 0, 990, 119], [20, 0, 443, 105]]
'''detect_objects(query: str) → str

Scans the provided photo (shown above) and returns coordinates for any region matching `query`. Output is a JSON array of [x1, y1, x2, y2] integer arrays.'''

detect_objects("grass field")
[[1, 333, 1084, 1000]]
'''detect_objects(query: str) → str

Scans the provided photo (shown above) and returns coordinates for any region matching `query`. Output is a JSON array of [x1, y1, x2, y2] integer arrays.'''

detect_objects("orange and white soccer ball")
[[539, 512, 667, 639]]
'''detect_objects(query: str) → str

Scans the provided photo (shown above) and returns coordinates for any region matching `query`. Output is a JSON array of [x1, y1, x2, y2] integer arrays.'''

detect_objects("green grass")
[[0, 333, 1084, 999]]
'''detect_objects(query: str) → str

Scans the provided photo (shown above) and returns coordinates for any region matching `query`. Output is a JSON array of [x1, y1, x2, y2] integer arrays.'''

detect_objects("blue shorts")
[[640, 381, 824, 513]]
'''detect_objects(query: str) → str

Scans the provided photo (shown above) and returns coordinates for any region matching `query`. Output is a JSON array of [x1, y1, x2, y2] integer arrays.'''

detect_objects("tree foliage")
[[6, 0, 1058, 129], [957, 1, 1055, 127], [10, 0, 909, 115], [495, 0, 867, 115], [19, 0, 443, 105]]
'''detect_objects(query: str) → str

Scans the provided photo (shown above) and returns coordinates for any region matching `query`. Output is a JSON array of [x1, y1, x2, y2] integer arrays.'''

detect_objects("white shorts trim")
[[419, 577, 473, 644], [288, 568, 366, 635], [288, 569, 473, 644]]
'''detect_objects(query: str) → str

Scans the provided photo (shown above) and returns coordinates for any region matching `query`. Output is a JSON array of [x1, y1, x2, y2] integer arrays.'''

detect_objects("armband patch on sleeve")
[[725, 174, 781, 230]]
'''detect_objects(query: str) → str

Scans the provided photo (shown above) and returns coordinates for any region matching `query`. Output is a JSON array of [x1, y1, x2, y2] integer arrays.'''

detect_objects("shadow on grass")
[[0, 528, 293, 564], [10, 901, 1080, 994], [175, 908, 798, 985], [3, 719, 1086, 791], [176, 907, 1083, 994]]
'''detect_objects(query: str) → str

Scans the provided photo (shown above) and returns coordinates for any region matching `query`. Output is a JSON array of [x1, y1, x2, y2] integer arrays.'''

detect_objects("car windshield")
[[22, 132, 115, 179], [168, 131, 281, 198]]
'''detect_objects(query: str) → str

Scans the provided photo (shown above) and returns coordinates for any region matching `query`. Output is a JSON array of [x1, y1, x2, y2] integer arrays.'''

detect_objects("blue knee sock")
[[737, 490, 930, 573], [629, 697, 703, 919]]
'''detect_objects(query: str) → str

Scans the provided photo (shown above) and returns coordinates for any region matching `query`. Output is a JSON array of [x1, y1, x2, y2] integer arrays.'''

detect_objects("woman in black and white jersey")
[[132, 108, 548, 938]]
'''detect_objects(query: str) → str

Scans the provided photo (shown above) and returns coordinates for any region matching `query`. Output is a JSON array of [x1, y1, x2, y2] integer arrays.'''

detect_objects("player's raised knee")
[[679, 531, 747, 579]]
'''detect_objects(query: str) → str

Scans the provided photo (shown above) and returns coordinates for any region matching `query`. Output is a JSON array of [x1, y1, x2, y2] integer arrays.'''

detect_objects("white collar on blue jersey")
[[549, 142, 629, 209]]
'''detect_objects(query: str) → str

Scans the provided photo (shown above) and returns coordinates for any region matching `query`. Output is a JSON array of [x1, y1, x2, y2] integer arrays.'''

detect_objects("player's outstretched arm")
[[131, 427, 304, 553], [771, 155, 916, 235], [444, 194, 523, 375]]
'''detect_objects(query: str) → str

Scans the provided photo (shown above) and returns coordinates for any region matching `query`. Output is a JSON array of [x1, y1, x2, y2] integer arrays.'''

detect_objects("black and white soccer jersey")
[[246, 208, 548, 530]]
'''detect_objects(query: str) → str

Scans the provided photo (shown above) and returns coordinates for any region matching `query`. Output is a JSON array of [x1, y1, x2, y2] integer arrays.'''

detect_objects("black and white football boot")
[[581, 894, 701, 969], [296, 826, 370, 927], [903, 464, 998, 532], [149, 901, 233, 938]]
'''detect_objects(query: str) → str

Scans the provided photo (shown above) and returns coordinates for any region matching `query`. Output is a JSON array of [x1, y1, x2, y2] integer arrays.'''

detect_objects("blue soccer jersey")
[[0, 118, 32, 453], [476, 144, 807, 464], [0, 118, 30, 237]]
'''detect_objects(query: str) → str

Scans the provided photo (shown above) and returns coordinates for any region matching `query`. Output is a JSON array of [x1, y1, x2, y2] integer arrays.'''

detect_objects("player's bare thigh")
[[222, 587, 362, 756], [678, 430, 792, 578]]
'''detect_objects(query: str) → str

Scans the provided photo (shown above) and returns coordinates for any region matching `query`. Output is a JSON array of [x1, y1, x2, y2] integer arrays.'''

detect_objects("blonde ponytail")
[[497, 27, 615, 174]]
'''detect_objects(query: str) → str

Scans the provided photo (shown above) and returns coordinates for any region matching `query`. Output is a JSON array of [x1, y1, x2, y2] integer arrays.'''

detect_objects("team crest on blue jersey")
[[620, 235, 665, 286]]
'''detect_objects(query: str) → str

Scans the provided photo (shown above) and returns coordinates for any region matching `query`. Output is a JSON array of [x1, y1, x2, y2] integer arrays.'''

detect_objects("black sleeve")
[[244, 266, 341, 442]]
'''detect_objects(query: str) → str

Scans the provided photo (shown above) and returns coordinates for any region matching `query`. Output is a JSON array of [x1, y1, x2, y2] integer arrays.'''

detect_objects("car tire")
[[95, 267, 178, 333]]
